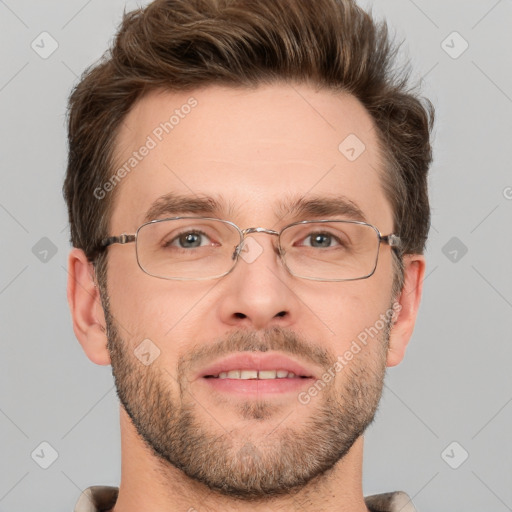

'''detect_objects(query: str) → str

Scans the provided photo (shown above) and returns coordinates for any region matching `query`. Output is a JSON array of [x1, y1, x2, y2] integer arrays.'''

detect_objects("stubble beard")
[[102, 295, 390, 501]]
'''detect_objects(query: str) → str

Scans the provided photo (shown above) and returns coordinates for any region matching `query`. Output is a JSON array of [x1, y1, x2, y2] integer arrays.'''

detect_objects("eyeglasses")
[[98, 217, 402, 282]]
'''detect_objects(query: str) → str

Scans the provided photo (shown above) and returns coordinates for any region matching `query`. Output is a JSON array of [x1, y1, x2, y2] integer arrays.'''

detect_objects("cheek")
[[107, 261, 215, 352], [296, 278, 391, 351]]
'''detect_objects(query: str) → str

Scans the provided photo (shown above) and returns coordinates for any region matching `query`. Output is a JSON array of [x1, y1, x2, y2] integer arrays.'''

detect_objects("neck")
[[111, 407, 370, 512]]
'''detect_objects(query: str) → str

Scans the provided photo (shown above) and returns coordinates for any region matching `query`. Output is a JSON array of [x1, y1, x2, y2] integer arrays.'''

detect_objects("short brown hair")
[[63, 0, 434, 293]]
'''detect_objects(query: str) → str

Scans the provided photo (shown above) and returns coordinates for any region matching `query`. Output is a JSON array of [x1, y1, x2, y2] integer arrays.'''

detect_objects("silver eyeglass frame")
[[98, 217, 403, 282]]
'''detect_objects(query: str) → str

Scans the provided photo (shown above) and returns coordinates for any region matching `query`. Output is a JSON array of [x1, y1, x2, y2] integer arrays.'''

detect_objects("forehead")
[[109, 83, 393, 232]]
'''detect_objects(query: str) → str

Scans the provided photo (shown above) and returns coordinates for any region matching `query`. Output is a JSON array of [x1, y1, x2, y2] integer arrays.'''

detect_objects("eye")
[[164, 230, 213, 249], [300, 231, 343, 248]]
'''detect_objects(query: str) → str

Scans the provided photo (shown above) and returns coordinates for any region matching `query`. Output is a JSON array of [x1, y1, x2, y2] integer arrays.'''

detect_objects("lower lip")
[[200, 376, 314, 396]]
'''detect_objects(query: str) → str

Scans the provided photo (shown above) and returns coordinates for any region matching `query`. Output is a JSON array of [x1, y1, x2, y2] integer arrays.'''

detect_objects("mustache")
[[177, 326, 336, 380]]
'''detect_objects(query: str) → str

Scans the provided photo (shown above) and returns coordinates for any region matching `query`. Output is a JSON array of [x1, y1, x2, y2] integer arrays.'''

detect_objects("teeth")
[[240, 370, 258, 379], [216, 370, 303, 379]]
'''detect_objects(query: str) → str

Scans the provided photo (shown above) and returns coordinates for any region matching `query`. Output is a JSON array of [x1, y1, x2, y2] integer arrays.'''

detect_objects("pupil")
[[312, 233, 330, 247], [180, 232, 201, 247]]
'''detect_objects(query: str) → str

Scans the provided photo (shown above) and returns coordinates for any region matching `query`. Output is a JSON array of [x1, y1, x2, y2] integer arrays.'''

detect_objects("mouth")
[[196, 352, 317, 396], [204, 369, 311, 379]]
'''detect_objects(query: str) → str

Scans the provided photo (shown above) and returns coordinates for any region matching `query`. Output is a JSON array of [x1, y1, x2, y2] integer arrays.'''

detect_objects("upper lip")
[[196, 352, 318, 380]]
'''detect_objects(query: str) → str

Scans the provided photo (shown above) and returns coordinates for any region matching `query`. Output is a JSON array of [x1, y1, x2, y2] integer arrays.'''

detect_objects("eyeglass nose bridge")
[[232, 226, 280, 260]]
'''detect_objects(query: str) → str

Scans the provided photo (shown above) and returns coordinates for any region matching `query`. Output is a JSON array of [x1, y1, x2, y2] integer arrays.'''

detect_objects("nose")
[[216, 233, 300, 330]]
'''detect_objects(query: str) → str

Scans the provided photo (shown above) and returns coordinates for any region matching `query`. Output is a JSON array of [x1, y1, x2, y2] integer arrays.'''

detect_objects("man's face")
[[101, 83, 398, 498]]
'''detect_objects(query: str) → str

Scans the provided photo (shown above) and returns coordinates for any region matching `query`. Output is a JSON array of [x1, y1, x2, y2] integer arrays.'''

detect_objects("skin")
[[67, 83, 425, 512]]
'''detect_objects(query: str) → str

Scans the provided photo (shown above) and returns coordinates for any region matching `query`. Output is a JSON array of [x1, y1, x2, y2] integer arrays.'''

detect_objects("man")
[[64, 0, 434, 510]]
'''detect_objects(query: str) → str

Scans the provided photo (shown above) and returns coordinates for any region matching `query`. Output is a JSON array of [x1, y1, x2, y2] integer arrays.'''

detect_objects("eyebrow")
[[277, 195, 367, 223], [142, 193, 229, 224], [142, 192, 367, 225]]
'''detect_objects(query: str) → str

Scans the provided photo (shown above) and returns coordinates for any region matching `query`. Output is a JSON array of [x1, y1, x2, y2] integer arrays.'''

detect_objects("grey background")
[[1, 0, 511, 510]]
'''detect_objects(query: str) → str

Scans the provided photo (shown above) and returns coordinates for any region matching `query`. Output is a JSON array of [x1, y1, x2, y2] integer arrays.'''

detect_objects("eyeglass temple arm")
[[100, 234, 136, 248], [380, 234, 402, 252]]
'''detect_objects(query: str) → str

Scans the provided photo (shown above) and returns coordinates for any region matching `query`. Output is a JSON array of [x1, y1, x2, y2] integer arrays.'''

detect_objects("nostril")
[[275, 311, 287, 318], [234, 312, 247, 319]]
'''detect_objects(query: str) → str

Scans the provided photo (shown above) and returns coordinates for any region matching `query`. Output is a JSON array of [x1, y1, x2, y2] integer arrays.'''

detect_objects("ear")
[[66, 248, 111, 366], [386, 254, 426, 367]]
